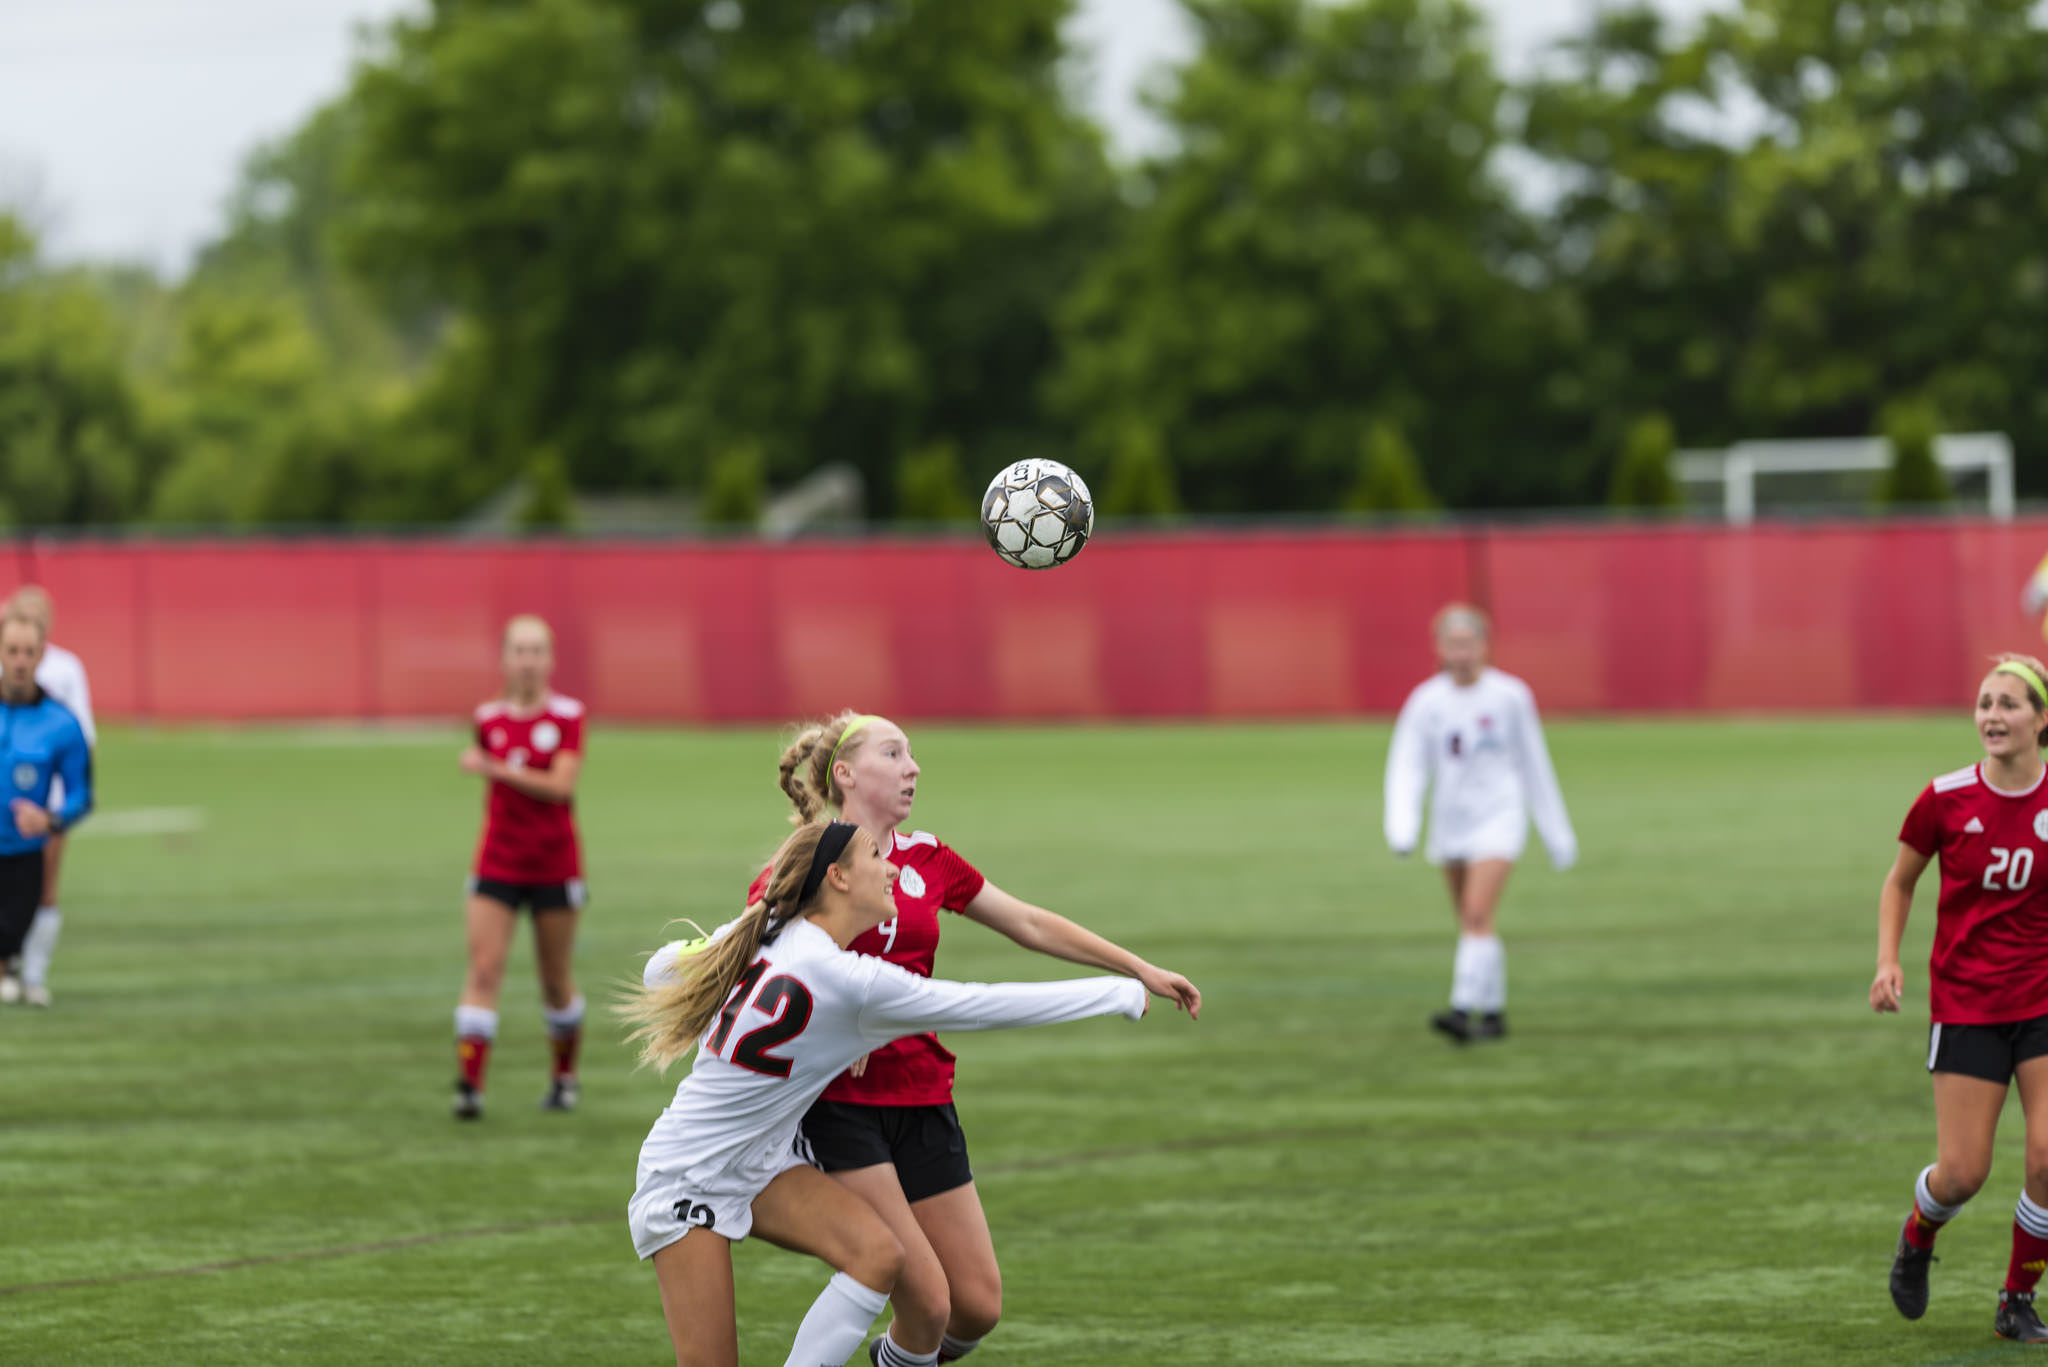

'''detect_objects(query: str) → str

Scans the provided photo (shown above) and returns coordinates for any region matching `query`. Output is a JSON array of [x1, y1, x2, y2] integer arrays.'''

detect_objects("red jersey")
[[746, 828, 986, 1106], [1900, 763, 2048, 1024], [472, 694, 585, 883]]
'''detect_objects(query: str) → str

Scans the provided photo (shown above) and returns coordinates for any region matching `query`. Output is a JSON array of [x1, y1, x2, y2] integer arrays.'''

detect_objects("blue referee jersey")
[[0, 691, 91, 857]]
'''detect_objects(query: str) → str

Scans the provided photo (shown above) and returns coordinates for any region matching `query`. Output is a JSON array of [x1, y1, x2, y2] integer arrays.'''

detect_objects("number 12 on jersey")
[[1985, 847, 2036, 891], [706, 959, 815, 1077]]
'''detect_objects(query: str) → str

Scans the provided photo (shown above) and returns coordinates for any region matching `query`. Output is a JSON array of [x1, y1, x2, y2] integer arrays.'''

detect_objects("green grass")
[[0, 717, 2031, 1364]]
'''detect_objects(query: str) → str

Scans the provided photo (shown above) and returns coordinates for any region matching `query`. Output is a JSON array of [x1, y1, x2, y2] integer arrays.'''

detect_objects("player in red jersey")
[[752, 711, 1201, 1367], [452, 614, 588, 1120], [1876, 653, 2048, 1341]]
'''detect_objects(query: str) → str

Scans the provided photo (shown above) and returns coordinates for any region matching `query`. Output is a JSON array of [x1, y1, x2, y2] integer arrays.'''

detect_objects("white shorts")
[[1426, 809, 1527, 865], [626, 1139, 815, 1259]]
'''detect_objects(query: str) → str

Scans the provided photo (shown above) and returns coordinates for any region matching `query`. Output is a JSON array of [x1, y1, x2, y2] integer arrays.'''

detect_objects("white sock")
[[938, 1333, 981, 1362], [2017, 1191, 2048, 1239], [1450, 934, 1485, 1012], [1472, 935, 1505, 1013], [874, 1333, 939, 1366], [1917, 1164, 1965, 1222], [543, 993, 586, 1038], [784, 1272, 887, 1367], [21, 906, 60, 988], [454, 1004, 499, 1040]]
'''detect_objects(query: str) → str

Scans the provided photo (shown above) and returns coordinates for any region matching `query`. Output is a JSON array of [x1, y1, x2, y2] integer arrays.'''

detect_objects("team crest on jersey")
[[488, 727, 508, 749], [2033, 810, 2048, 842], [11, 763, 34, 791], [897, 866, 927, 898], [531, 720, 561, 753]]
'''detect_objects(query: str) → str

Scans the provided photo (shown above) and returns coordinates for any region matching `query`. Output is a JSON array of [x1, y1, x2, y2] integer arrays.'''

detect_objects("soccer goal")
[[1672, 433, 2016, 524]]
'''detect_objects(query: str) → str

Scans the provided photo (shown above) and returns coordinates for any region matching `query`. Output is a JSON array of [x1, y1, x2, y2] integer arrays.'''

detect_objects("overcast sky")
[[0, 0, 1723, 272]]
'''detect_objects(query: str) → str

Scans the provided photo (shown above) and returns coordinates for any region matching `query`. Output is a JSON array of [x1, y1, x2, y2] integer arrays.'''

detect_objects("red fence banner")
[[12, 519, 2047, 723]]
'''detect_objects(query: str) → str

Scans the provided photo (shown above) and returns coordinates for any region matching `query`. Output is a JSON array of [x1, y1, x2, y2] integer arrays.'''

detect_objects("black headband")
[[797, 822, 860, 907]]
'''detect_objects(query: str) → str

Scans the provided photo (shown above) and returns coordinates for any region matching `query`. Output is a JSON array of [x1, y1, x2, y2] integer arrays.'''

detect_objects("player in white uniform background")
[[1, 586, 92, 1007], [1383, 603, 1576, 1043], [622, 820, 1161, 1367]]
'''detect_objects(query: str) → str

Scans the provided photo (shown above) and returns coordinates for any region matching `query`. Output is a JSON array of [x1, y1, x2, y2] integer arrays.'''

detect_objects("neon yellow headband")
[[1996, 662, 2048, 708], [826, 714, 882, 791]]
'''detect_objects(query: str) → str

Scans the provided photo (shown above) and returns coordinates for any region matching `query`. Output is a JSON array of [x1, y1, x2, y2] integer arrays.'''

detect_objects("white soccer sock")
[[874, 1333, 940, 1366], [1450, 934, 1486, 1012], [1917, 1164, 1965, 1222], [1472, 934, 1505, 1013], [543, 993, 585, 1038], [784, 1272, 887, 1367], [455, 1004, 500, 1040], [938, 1333, 981, 1362], [21, 906, 61, 988]]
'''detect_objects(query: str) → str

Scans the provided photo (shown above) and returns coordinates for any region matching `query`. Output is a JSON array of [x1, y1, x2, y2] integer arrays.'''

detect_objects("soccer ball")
[[979, 459, 1094, 570]]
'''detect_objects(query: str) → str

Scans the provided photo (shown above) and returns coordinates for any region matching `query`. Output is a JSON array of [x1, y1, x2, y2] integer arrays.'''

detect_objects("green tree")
[[1607, 412, 1680, 511], [518, 448, 579, 530], [0, 216, 160, 525], [1098, 421, 1181, 517], [699, 442, 767, 526], [1876, 397, 1948, 507], [896, 442, 974, 522], [1056, 0, 1557, 512], [1344, 419, 1437, 513], [342, 0, 1115, 509]]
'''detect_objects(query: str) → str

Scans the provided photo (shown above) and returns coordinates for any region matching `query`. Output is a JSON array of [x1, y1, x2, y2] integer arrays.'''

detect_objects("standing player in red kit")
[[1876, 653, 2048, 1341], [756, 711, 1200, 1367], [453, 614, 587, 1120]]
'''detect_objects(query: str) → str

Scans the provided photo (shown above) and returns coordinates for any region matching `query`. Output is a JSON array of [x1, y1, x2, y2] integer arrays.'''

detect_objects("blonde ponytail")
[[776, 710, 873, 825]]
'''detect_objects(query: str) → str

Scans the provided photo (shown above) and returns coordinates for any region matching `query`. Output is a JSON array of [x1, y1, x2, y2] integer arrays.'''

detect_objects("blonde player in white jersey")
[[622, 820, 1163, 1367], [0, 586, 93, 1007], [1384, 603, 1576, 1044]]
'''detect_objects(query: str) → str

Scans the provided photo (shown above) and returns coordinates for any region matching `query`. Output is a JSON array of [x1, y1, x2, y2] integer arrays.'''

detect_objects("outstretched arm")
[[856, 959, 1148, 1047], [962, 882, 1201, 1018]]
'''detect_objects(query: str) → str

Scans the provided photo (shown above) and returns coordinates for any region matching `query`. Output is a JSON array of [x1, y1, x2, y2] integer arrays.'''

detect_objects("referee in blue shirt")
[[0, 605, 91, 1003]]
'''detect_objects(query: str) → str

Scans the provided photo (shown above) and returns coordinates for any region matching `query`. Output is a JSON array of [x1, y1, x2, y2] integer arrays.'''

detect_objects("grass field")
[[0, 716, 2037, 1365]]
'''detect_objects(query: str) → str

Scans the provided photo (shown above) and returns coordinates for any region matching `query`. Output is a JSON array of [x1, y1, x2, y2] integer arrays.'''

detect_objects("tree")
[[342, 0, 1115, 511], [699, 443, 767, 526], [1098, 420, 1181, 517], [896, 442, 975, 522], [0, 216, 160, 526], [1876, 397, 1948, 507], [1345, 419, 1437, 513], [1608, 412, 1680, 511], [519, 449, 579, 530], [1055, 0, 1560, 513]]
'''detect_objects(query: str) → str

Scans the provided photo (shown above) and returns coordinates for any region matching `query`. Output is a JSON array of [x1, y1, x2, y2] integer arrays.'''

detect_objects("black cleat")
[[1889, 1217, 1934, 1319], [540, 1076, 580, 1112], [1476, 1012, 1507, 1041], [1430, 1008, 1473, 1044], [452, 1079, 484, 1121], [1997, 1289, 2048, 1342], [867, 1340, 882, 1367]]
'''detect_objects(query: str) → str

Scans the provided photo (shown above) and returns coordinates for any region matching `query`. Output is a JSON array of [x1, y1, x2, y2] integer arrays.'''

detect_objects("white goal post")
[[1672, 433, 2016, 524]]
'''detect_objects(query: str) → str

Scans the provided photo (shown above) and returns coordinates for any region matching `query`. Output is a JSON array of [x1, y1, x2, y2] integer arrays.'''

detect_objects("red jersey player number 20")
[[1898, 763, 2048, 1025]]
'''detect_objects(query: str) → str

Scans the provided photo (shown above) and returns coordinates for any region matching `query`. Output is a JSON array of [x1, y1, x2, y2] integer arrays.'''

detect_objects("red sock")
[[458, 1035, 492, 1090], [1906, 1204, 1948, 1251], [2008, 1219, 2048, 1293], [549, 1027, 581, 1080]]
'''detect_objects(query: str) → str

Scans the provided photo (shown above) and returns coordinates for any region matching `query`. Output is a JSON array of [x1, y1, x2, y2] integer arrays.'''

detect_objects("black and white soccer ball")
[[979, 459, 1094, 570]]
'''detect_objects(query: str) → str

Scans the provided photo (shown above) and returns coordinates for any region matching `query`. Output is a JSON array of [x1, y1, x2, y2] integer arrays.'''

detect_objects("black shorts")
[[467, 876, 587, 914], [800, 1100, 975, 1204], [0, 848, 45, 959], [1927, 1016, 2048, 1082]]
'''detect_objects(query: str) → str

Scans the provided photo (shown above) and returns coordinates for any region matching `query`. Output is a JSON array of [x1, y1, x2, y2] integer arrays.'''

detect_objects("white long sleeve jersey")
[[1383, 668, 1576, 869], [36, 643, 95, 747], [636, 919, 1145, 1198]]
